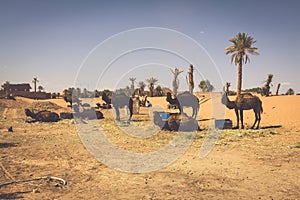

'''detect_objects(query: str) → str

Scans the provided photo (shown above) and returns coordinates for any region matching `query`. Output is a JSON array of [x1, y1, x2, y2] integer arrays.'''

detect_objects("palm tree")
[[129, 77, 136, 95], [187, 64, 194, 94], [138, 81, 146, 96], [171, 68, 184, 95], [32, 77, 39, 93], [275, 83, 281, 96], [146, 77, 158, 97], [225, 33, 259, 95]]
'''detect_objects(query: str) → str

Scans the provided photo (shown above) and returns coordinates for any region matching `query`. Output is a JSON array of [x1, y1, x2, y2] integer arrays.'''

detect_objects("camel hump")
[[240, 92, 253, 97], [179, 91, 191, 95]]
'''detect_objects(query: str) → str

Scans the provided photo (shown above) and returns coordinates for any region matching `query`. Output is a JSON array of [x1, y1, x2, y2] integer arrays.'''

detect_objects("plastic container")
[[214, 119, 232, 129], [159, 112, 170, 119]]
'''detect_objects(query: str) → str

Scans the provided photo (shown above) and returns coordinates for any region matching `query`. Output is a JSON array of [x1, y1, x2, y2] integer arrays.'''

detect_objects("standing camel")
[[111, 93, 133, 121], [166, 91, 199, 119], [221, 90, 263, 129]]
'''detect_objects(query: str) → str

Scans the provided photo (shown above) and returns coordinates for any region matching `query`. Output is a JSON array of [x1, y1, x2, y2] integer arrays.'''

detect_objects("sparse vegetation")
[[198, 80, 214, 92], [292, 142, 300, 148], [262, 74, 273, 96], [286, 88, 295, 95], [243, 87, 262, 94], [146, 77, 158, 97]]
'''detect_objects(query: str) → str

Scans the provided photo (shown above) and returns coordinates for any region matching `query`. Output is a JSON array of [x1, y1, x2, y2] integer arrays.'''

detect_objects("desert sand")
[[0, 94, 299, 199]]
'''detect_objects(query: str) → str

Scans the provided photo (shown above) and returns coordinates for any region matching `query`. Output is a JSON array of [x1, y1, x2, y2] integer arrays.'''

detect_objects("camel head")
[[221, 87, 236, 110], [24, 109, 36, 118], [166, 92, 172, 100]]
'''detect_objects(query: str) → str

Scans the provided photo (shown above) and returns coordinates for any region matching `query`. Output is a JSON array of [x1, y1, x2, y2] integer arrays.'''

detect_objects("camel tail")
[[260, 102, 263, 113]]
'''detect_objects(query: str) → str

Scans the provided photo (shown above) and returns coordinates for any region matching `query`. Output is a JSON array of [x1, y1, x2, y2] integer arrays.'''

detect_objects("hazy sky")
[[1, 0, 299, 94]]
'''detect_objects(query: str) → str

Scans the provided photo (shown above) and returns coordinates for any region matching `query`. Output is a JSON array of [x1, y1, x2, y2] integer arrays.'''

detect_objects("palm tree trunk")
[[275, 83, 281, 96], [188, 65, 194, 94], [237, 60, 243, 95]]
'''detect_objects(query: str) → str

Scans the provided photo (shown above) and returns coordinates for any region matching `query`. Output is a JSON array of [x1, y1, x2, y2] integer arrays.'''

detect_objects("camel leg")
[[240, 109, 244, 129], [128, 105, 133, 121], [251, 110, 258, 129], [256, 111, 261, 129], [179, 106, 183, 114], [115, 108, 120, 121], [233, 108, 239, 129], [193, 107, 198, 119], [251, 116, 257, 129]]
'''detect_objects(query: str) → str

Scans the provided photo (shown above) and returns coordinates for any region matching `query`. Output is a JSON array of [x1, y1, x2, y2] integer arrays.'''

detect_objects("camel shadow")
[[0, 142, 18, 148], [0, 191, 31, 199], [198, 118, 213, 122], [260, 125, 282, 129]]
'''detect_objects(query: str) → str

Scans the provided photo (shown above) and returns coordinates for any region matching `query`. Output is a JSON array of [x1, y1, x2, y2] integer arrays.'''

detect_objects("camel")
[[60, 112, 73, 119], [102, 93, 112, 105], [221, 90, 263, 129], [153, 112, 199, 131], [166, 91, 199, 118], [73, 108, 104, 120], [63, 95, 81, 107], [111, 93, 133, 121], [97, 93, 112, 109], [25, 109, 60, 122]]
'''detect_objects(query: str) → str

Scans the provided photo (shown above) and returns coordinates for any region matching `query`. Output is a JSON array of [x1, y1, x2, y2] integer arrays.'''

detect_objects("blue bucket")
[[159, 112, 170, 119]]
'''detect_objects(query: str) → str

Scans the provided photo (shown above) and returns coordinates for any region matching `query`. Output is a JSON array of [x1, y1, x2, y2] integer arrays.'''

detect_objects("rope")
[[0, 176, 67, 188]]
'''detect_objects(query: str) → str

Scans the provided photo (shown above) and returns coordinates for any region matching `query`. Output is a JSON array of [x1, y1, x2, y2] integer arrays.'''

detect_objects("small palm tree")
[[129, 77, 136, 95], [171, 68, 184, 95], [262, 74, 273, 96], [138, 81, 146, 96], [225, 33, 259, 95], [38, 85, 44, 92], [199, 80, 214, 92], [286, 88, 295, 95], [1, 81, 10, 97], [146, 77, 158, 97], [154, 85, 163, 96]]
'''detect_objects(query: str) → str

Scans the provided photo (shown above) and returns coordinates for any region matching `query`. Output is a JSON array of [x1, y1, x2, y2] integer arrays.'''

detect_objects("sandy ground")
[[0, 94, 300, 199]]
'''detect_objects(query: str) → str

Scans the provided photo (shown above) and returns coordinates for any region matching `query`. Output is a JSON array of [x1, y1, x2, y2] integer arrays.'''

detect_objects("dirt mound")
[[0, 98, 30, 109], [30, 101, 63, 111]]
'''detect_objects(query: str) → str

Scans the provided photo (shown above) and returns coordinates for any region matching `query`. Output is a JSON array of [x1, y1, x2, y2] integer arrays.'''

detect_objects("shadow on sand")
[[260, 125, 282, 129], [0, 142, 18, 148], [198, 118, 213, 122], [0, 191, 32, 199]]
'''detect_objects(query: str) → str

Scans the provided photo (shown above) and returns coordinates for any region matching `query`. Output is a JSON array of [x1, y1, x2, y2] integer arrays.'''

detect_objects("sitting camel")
[[166, 91, 199, 118], [25, 109, 60, 122], [153, 112, 199, 131]]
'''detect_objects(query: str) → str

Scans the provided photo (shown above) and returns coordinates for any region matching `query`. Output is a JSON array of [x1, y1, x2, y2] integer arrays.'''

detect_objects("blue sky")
[[0, 0, 299, 94]]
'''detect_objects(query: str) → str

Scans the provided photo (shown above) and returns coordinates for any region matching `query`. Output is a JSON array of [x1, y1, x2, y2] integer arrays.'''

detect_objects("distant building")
[[0, 82, 51, 99], [6, 83, 31, 92]]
